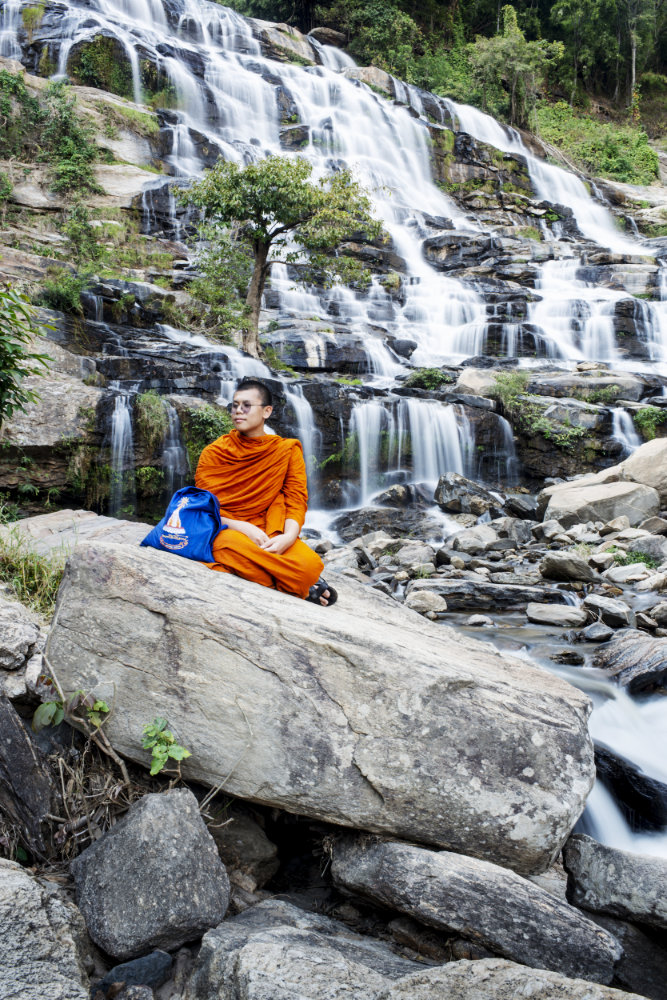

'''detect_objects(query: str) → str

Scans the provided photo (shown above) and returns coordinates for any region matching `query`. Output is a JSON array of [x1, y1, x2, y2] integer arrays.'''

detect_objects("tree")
[[183, 156, 382, 358], [0, 287, 50, 427], [469, 5, 563, 127]]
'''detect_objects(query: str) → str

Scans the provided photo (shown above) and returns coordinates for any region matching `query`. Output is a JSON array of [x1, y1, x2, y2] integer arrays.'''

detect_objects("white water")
[[350, 396, 467, 505], [612, 408, 642, 456], [583, 685, 667, 858], [109, 393, 136, 516], [162, 402, 190, 489]]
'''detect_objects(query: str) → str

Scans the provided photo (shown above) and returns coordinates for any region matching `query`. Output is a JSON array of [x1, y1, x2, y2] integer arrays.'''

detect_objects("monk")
[[195, 378, 336, 606]]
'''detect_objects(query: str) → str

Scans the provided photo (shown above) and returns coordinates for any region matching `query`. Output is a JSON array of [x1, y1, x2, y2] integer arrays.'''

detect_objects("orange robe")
[[195, 430, 323, 598]]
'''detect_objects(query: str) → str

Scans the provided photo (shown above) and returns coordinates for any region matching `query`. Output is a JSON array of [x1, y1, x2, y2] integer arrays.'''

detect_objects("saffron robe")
[[195, 430, 323, 598]]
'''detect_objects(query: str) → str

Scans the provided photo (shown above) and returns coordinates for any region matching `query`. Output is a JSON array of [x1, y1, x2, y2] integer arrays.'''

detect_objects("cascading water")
[[109, 392, 136, 517], [0, 1, 22, 59], [349, 396, 468, 505], [611, 408, 641, 456], [162, 402, 190, 491]]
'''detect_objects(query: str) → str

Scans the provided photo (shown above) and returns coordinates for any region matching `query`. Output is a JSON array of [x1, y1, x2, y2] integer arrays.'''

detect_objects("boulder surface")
[[70, 788, 230, 960], [184, 899, 420, 1000], [373, 958, 647, 1000], [563, 834, 667, 930], [47, 542, 596, 874], [331, 838, 622, 983], [0, 859, 91, 1000]]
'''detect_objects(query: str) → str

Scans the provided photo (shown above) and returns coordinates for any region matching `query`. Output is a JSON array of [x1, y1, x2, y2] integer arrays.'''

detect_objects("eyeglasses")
[[230, 401, 265, 413]]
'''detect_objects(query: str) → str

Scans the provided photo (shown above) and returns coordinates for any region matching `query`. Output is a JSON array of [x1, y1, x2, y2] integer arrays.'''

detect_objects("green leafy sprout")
[[142, 717, 191, 776]]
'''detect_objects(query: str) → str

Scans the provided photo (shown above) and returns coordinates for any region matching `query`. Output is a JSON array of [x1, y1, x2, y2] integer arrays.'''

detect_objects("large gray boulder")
[[0, 859, 91, 1000], [543, 481, 660, 529], [619, 438, 667, 504], [70, 789, 230, 960], [563, 834, 667, 930], [540, 552, 598, 583], [184, 899, 421, 1000], [46, 542, 596, 875], [0, 599, 41, 669], [373, 958, 647, 1000], [331, 839, 622, 984]]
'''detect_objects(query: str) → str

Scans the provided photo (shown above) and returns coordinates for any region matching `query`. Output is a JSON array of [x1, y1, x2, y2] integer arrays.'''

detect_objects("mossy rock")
[[67, 36, 134, 100]]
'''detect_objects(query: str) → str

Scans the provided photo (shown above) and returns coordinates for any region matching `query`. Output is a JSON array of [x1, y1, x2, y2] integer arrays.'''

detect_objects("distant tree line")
[[227, 0, 667, 125]]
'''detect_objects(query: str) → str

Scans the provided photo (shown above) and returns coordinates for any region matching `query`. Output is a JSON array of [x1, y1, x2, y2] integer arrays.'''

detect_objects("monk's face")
[[231, 388, 272, 438]]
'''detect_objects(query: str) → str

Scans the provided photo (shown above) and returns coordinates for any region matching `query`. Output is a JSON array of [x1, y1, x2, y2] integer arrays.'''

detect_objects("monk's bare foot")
[[307, 578, 338, 607], [319, 589, 331, 606]]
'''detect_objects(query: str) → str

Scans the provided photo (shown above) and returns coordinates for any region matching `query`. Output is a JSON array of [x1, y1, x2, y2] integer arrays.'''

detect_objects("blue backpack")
[[140, 486, 225, 562]]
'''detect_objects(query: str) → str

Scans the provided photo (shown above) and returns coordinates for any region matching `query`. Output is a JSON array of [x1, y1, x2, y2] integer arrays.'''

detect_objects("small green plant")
[[136, 465, 164, 497], [0, 287, 50, 422], [404, 367, 455, 390], [142, 717, 191, 776], [32, 691, 110, 733], [335, 376, 362, 386], [633, 406, 667, 441], [21, 2, 45, 41]]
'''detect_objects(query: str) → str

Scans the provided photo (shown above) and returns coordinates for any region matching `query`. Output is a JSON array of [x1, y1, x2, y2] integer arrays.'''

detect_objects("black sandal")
[[306, 578, 338, 606]]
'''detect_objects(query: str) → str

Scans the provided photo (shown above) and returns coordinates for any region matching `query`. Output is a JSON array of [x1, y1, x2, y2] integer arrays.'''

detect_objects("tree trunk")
[[630, 32, 637, 102], [244, 241, 270, 359]]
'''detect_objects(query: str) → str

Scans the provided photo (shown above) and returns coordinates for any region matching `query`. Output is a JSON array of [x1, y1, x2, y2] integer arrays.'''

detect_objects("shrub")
[[404, 367, 455, 390], [35, 270, 88, 315], [42, 80, 101, 195], [633, 406, 667, 441], [68, 36, 133, 100], [0, 525, 66, 616]]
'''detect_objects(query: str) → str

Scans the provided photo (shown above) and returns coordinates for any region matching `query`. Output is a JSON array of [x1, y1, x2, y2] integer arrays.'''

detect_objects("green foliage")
[[142, 717, 191, 776], [68, 36, 133, 99], [33, 691, 110, 734], [612, 548, 659, 568], [0, 69, 43, 160], [587, 385, 621, 404], [261, 344, 297, 374], [468, 7, 563, 128], [98, 102, 160, 140], [182, 404, 234, 471], [536, 101, 659, 184], [134, 390, 168, 453], [42, 80, 101, 195], [186, 224, 253, 341], [136, 466, 165, 498], [633, 406, 667, 440], [335, 376, 362, 386], [62, 201, 104, 265], [0, 287, 50, 425], [35, 269, 88, 315], [21, 3, 45, 42], [182, 155, 382, 356], [0, 524, 66, 616], [404, 367, 455, 390], [492, 371, 587, 450]]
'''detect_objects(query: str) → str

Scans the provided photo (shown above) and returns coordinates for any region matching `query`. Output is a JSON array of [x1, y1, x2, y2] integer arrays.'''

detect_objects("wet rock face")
[[48, 540, 595, 875], [593, 630, 667, 691], [71, 788, 230, 960]]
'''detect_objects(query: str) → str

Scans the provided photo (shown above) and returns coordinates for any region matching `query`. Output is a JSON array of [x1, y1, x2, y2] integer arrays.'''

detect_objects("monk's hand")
[[236, 522, 270, 547], [260, 532, 294, 554]]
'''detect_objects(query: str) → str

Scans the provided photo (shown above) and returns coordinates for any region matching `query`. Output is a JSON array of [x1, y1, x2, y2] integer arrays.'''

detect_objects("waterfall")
[[612, 408, 641, 456], [0, 1, 22, 59], [349, 396, 467, 505], [442, 98, 640, 255], [109, 392, 137, 517], [162, 402, 190, 492]]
